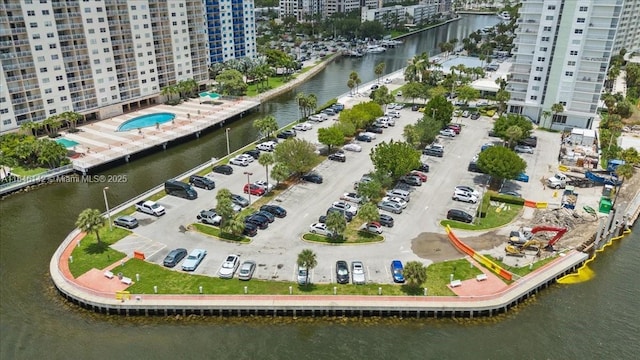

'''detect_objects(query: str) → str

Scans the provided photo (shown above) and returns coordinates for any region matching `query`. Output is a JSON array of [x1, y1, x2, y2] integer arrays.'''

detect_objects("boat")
[[365, 45, 386, 54], [498, 11, 511, 20]]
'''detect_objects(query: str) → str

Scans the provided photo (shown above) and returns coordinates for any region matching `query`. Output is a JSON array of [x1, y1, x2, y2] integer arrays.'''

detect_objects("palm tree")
[[541, 110, 552, 125], [404, 261, 428, 288], [297, 249, 318, 284], [271, 162, 290, 186], [75, 209, 106, 244], [347, 79, 356, 96], [161, 85, 178, 102], [223, 213, 246, 236], [304, 94, 317, 118], [374, 62, 385, 84], [60, 111, 82, 132], [296, 92, 308, 118], [551, 103, 565, 123], [349, 71, 361, 94], [258, 152, 275, 189]]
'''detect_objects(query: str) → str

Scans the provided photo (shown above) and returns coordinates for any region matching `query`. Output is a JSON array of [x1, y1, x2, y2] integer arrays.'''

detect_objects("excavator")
[[506, 226, 568, 256]]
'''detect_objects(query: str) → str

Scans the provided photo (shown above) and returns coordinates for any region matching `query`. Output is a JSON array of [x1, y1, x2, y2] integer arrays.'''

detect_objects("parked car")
[[326, 207, 354, 222], [257, 141, 277, 151], [164, 179, 198, 200], [439, 129, 456, 137], [386, 110, 401, 118], [297, 266, 309, 285], [242, 222, 258, 237], [381, 196, 407, 209], [244, 183, 266, 196], [518, 136, 538, 148], [446, 209, 473, 223], [308, 114, 327, 122], [500, 190, 522, 198], [231, 194, 250, 207], [452, 189, 479, 203], [366, 125, 383, 134], [243, 149, 261, 159], [182, 249, 207, 271], [277, 129, 297, 139], [423, 146, 444, 157], [309, 222, 334, 237], [396, 90, 403, 97], [114, 215, 139, 229], [229, 156, 250, 167], [163, 248, 187, 268], [409, 170, 428, 182], [400, 175, 422, 187], [514, 145, 534, 154], [245, 213, 269, 229], [253, 180, 274, 192], [340, 192, 363, 204], [390, 260, 405, 283], [414, 162, 430, 173], [218, 254, 241, 279], [189, 175, 215, 190], [343, 143, 362, 152], [197, 210, 222, 226], [447, 124, 461, 134], [455, 185, 480, 197], [516, 173, 530, 182], [386, 188, 410, 202], [351, 261, 366, 285], [370, 84, 379, 90], [255, 210, 275, 223], [212, 164, 233, 175], [328, 152, 346, 162], [331, 200, 358, 216], [302, 172, 323, 183], [378, 213, 395, 227], [462, 110, 470, 118], [260, 204, 287, 218], [321, 108, 337, 116], [356, 133, 373, 142], [237, 260, 256, 281], [293, 122, 313, 131], [378, 201, 403, 214], [470, 112, 481, 120], [364, 221, 383, 234], [336, 260, 350, 284]]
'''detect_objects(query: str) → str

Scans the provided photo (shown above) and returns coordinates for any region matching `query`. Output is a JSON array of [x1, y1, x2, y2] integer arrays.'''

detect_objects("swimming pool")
[[55, 138, 79, 148], [117, 112, 176, 132]]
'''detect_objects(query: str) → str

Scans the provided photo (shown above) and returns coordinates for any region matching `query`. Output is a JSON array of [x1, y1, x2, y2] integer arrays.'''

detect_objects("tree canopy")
[[273, 138, 317, 175], [476, 146, 527, 188], [369, 140, 421, 180], [492, 114, 533, 141], [317, 126, 345, 153]]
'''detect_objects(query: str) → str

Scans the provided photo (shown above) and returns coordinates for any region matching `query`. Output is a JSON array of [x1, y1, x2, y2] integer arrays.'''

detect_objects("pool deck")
[[60, 97, 259, 174]]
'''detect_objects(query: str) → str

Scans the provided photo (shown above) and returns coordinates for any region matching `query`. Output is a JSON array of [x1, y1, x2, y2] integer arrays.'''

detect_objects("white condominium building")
[[325, 0, 361, 18], [279, 0, 324, 21], [361, 3, 440, 27], [507, 0, 624, 130], [0, 0, 256, 134], [614, 0, 640, 54]]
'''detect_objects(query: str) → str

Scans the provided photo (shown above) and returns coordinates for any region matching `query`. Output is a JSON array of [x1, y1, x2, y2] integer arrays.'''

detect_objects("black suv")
[[246, 213, 269, 229], [242, 222, 258, 237], [447, 209, 473, 223], [414, 162, 430, 173], [302, 172, 323, 184], [328, 152, 346, 162], [260, 204, 287, 218], [212, 164, 233, 175], [518, 136, 538, 148], [189, 175, 215, 190], [243, 149, 261, 159], [336, 260, 350, 284], [277, 129, 296, 139]]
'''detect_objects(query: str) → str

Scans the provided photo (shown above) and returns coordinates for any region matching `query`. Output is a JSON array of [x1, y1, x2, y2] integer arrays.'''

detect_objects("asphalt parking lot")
[[112, 103, 562, 286]]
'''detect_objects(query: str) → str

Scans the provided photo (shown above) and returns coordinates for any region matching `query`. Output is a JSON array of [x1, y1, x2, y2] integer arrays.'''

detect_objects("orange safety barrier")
[[445, 226, 513, 281], [133, 251, 145, 260], [524, 200, 537, 208]]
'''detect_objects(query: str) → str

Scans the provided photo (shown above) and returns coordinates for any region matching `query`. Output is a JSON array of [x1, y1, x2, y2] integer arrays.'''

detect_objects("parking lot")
[[112, 102, 562, 286]]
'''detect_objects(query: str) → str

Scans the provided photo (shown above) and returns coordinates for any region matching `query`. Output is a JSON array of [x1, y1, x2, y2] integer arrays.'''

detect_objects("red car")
[[365, 221, 383, 234], [243, 184, 265, 196], [448, 124, 461, 134], [409, 171, 428, 182]]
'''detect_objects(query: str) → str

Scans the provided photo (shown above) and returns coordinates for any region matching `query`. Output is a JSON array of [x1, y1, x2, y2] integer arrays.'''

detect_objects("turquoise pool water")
[[55, 138, 79, 148], [117, 112, 176, 132]]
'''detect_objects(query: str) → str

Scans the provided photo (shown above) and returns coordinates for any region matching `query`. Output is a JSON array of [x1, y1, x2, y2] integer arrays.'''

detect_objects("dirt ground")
[[412, 172, 640, 262]]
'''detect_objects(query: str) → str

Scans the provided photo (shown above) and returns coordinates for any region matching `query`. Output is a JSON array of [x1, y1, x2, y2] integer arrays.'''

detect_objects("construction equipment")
[[505, 239, 543, 257], [505, 245, 526, 257], [508, 226, 568, 251]]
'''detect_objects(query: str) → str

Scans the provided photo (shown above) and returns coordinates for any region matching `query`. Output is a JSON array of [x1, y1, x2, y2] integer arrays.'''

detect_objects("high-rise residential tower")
[[507, 0, 624, 129], [614, 0, 640, 54]]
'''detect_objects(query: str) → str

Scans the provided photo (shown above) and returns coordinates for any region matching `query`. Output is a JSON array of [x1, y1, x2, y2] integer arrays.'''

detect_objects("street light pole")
[[103, 186, 112, 231], [244, 171, 253, 205], [225, 128, 231, 156], [431, 108, 437, 119]]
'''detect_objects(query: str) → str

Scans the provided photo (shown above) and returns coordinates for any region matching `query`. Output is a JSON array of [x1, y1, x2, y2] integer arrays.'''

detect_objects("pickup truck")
[[135, 200, 166, 216]]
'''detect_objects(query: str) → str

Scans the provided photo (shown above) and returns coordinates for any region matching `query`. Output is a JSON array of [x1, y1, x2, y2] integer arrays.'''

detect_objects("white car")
[[309, 222, 334, 237], [439, 129, 456, 137], [218, 254, 241, 279], [229, 156, 249, 166], [340, 192, 363, 204], [293, 122, 313, 131], [514, 145, 534, 154], [253, 180, 274, 192], [386, 110, 401, 118], [381, 196, 407, 209], [384, 78, 392, 84], [331, 200, 358, 215], [257, 141, 277, 151], [182, 249, 207, 271], [343, 143, 362, 152], [396, 90, 403, 97], [393, 103, 405, 110], [455, 185, 480, 197], [237, 154, 254, 163], [452, 190, 478, 203], [351, 261, 366, 284]]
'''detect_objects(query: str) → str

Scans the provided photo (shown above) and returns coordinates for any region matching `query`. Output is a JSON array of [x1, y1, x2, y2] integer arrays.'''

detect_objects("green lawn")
[[191, 223, 251, 243], [68, 226, 130, 278], [484, 254, 559, 278], [10, 166, 49, 177], [442, 203, 522, 230], [424, 259, 484, 296], [246, 76, 290, 97], [302, 230, 383, 244]]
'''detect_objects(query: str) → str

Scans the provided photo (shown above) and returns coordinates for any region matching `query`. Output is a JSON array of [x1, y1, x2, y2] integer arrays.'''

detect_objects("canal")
[[1, 15, 639, 360]]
